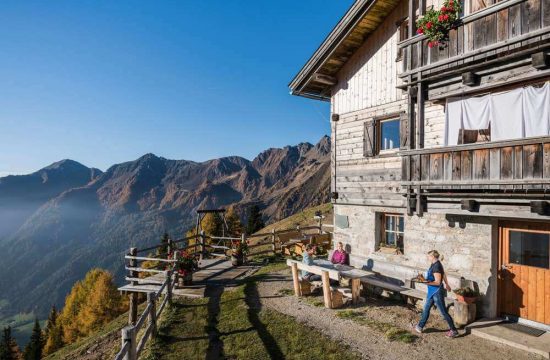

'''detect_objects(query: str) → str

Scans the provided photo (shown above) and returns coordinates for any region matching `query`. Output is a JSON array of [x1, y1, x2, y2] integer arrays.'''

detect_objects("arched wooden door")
[[499, 221, 550, 325]]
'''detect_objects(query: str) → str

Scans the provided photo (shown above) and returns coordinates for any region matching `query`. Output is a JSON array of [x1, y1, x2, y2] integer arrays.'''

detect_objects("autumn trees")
[[42, 268, 127, 356]]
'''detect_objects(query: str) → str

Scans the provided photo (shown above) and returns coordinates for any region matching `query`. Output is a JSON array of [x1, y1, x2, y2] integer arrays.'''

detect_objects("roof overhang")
[[289, 0, 401, 101]]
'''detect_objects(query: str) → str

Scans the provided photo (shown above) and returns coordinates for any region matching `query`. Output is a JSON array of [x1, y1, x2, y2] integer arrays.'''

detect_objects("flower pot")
[[178, 271, 193, 287], [455, 294, 477, 304], [231, 254, 243, 266]]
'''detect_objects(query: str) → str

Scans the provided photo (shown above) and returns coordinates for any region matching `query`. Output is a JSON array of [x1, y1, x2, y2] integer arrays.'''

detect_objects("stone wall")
[[333, 203, 498, 317]]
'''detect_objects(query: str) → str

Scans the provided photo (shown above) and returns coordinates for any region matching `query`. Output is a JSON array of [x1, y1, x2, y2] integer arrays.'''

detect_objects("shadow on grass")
[[244, 279, 285, 360], [205, 285, 225, 360]]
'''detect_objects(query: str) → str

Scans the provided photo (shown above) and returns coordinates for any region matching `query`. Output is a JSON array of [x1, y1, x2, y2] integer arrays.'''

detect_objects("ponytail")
[[428, 250, 443, 261]]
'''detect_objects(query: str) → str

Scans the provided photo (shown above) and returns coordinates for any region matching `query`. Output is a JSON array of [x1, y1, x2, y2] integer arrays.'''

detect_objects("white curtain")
[[445, 82, 550, 145]]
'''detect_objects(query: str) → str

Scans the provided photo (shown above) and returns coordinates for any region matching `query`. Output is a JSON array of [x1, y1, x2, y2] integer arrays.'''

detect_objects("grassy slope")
[[259, 203, 333, 234], [143, 261, 360, 360]]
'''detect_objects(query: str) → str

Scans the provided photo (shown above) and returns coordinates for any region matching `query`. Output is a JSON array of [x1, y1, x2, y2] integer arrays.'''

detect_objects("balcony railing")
[[399, 0, 550, 77], [400, 136, 550, 190]]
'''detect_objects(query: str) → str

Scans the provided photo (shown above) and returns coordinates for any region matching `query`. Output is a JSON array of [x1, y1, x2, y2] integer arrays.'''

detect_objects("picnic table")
[[286, 258, 374, 308]]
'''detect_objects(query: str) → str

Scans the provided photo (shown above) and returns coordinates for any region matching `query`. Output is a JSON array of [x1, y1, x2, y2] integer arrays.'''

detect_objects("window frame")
[[376, 118, 401, 154], [379, 213, 405, 253]]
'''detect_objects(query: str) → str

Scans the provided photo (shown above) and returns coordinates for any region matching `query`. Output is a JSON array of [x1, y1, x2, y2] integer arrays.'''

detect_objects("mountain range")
[[0, 136, 330, 318]]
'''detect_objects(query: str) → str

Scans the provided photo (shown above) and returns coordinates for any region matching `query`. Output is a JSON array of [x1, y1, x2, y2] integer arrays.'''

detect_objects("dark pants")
[[418, 290, 457, 331], [304, 274, 321, 282]]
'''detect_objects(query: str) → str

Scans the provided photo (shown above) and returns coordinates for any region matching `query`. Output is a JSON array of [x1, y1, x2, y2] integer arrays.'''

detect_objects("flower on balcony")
[[416, 0, 462, 49]]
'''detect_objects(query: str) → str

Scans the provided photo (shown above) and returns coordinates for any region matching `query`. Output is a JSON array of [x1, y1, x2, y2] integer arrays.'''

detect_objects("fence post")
[[296, 225, 300, 233], [241, 233, 246, 262], [147, 292, 157, 337], [121, 325, 136, 360], [128, 247, 138, 326], [200, 230, 206, 260], [271, 228, 276, 255], [317, 216, 323, 234], [167, 238, 173, 258], [165, 269, 173, 304]]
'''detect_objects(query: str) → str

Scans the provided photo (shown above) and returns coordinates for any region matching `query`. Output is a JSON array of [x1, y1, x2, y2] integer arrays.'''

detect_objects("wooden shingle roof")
[[289, 0, 401, 101]]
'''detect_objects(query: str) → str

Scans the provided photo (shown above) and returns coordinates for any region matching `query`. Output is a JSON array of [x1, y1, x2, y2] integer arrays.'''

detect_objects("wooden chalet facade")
[[290, 0, 550, 326]]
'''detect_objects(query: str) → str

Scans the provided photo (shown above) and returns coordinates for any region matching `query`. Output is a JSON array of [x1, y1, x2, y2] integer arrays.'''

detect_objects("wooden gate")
[[499, 221, 550, 325]]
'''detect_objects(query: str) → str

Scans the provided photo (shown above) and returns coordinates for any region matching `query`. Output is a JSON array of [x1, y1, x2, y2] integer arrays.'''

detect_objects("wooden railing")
[[400, 136, 550, 190], [114, 264, 175, 360], [114, 221, 333, 359], [399, 0, 550, 77]]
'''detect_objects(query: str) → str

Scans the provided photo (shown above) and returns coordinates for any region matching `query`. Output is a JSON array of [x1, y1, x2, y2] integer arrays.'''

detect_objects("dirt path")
[[256, 269, 542, 360]]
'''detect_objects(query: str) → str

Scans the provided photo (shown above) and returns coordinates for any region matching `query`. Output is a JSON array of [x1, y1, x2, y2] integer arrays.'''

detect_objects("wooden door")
[[499, 221, 550, 325]]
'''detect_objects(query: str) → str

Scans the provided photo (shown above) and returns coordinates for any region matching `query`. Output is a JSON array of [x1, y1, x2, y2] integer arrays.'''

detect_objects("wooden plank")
[[536, 268, 545, 324], [443, 152, 453, 181], [461, 150, 473, 181], [497, 8, 510, 42], [421, 154, 430, 181], [522, 144, 543, 179], [452, 152, 461, 180], [514, 145, 523, 179], [501, 147, 514, 180], [412, 155, 421, 181], [430, 153, 444, 181], [322, 271, 332, 309], [473, 149, 490, 180], [352, 278, 361, 305], [522, 0, 542, 34], [546, 266, 550, 325], [490, 148, 501, 180], [544, 0, 550, 27], [544, 143, 550, 178], [509, 4, 523, 39], [291, 262, 301, 296]]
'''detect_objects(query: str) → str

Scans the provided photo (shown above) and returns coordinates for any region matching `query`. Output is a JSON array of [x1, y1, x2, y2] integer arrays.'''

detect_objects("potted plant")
[[231, 240, 249, 266], [416, 0, 462, 49], [173, 251, 196, 286], [453, 286, 479, 304]]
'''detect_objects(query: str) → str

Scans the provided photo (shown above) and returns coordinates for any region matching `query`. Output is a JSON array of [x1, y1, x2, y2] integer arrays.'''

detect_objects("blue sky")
[[0, 0, 353, 176]]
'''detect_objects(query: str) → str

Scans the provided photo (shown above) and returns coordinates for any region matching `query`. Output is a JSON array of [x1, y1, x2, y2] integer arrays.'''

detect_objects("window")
[[364, 113, 406, 157], [380, 213, 404, 253], [378, 119, 400, 152], [509, 231, 549, 269]]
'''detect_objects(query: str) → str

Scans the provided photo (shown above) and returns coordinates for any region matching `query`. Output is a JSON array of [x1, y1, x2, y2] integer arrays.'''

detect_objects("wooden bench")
[[361, 276, 454, 309], [287, 259, 345, 309]]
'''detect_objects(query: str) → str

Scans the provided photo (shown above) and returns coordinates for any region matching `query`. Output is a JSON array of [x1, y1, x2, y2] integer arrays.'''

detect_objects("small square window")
[[380, 213, 404, 253], [378, 119, 400, 152]]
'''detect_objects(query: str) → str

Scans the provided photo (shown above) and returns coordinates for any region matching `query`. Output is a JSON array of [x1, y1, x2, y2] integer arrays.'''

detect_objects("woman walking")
[[414, 250, 459, 338]]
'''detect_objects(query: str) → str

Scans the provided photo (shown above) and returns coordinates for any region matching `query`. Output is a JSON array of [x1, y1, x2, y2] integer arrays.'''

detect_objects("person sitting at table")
[[331, 242, 349, 265], [301, 244, 321, 281]]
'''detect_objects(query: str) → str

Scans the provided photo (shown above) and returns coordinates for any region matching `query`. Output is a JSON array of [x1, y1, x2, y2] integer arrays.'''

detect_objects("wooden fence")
[[114, 221, 332, 359]]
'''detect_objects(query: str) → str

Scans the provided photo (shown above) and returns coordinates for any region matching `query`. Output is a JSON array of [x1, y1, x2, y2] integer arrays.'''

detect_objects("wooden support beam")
[[291, 262, 301, 296], [147, 292, 157, 338], [462, 72, 480, 86], [313, 73, 337, 86], [532, 52, 549, 69], [271, 229, 276, 254], [530, 201, 550, 215], [351, 278, 361, 305], [128, 247, 138, 326], [322, 270, 332, 309], [461, 199, 479, 212], [121, 326, 136, 360], [331, 114, 340, 122]]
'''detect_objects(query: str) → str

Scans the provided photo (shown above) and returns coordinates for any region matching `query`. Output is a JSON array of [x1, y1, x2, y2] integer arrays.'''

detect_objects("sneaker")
[[413, 325, 423, 334], [445, 330, 459, 338]]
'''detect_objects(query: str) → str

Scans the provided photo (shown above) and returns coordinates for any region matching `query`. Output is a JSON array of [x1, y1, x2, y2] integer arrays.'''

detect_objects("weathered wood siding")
[[332, 102, 408, 207], [331, 0, 408, 115]]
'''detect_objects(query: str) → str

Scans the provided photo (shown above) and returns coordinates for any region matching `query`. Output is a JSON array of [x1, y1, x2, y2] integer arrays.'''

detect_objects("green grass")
[[45, 303, 146, 360], [276, 288, 294, 296], [258, 203, 333, 234], [302, 297, 325, 308], [336, 310, 417, 344], [143, 266, 361, 360]]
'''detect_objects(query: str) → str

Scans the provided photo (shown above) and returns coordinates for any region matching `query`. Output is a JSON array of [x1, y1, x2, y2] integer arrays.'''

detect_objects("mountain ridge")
[[0, 136, 331, 318]]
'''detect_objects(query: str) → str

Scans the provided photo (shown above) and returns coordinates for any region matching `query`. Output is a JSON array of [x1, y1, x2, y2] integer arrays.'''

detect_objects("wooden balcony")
[[400, 136, 550, 191], [399, 0, 550, 79]]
